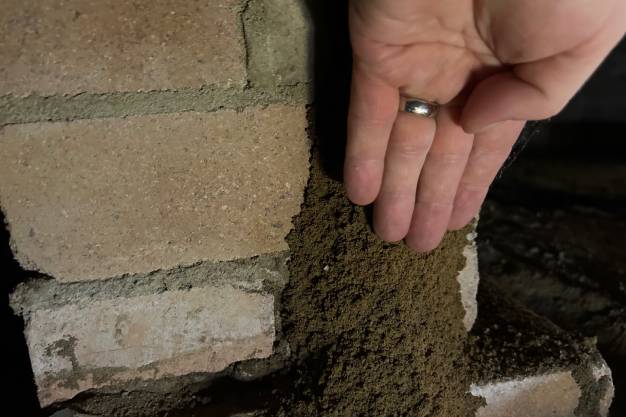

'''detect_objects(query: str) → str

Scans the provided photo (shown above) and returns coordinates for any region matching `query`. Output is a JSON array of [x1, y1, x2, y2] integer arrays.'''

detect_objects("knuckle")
[[430, 151, 467, 166], [344, 157, 384, 173], [418, 186, 457, 205], [472, 147, 510, 165], [378, 188, 416, 202], [392, 137, 430, 159], [458, 182, 490, 193], [414, 200, 455, 227], [475, 136, 514, 155], [348, 110, 391, 128]]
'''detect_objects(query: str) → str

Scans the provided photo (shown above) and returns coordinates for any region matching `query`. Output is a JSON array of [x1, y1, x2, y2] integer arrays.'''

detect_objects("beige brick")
[[0, 105, 309, 281], [0, 0, 245, 96], [25, 285, 274, 406], [471, 372, 581, 417]]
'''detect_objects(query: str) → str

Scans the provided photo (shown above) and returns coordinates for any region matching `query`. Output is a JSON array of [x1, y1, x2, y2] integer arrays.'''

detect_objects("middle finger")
[[406, 107, 474, 252], [373, 111, 436, 241]]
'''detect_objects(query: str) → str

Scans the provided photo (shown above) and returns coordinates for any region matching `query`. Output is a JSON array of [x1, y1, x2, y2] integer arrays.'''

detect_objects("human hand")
[[345, 0, 626, 251]]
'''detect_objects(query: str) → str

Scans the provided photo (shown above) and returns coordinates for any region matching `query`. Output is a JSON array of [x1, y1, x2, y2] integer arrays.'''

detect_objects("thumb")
[[461, 9, 626, 133]]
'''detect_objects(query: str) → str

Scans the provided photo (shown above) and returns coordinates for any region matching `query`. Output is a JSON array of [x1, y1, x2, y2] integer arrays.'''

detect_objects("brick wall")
[[1, 0, 311, 407]]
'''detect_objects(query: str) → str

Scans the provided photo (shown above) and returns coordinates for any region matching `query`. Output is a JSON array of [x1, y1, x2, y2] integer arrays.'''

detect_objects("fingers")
[[373, 112, 436, 241], [405, 108, 474, 252], [462, 1, 626, 133], [344, 62, 399, 205], [448, 120, 526, 230]]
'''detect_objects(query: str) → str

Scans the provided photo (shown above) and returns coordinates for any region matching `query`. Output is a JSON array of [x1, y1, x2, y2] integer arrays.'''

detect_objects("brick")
[[0, 0, 245, 96], [0, 105, 309, 281], [471, 284, 615, 417], [245, 0, 312, 88], [471, 361, 613, 417], [471, 372, 581, 417], [24, 284, 274, 406]]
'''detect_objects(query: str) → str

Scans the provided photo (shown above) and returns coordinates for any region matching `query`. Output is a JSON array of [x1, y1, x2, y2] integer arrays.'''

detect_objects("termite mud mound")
[[272, 146, 481, 416]]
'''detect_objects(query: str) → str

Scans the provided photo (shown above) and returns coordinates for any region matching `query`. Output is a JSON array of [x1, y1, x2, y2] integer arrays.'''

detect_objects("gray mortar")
[[10, 252, 289, 320], [0, 85, 310, 127], [244, 0, 313, 89]]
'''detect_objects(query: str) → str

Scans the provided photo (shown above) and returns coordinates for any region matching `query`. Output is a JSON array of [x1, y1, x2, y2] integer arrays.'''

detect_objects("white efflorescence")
[[457, 231, 479, 331]]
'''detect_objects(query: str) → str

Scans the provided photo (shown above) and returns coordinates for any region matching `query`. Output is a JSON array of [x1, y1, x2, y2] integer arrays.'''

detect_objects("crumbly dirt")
[[270, 146, 482, 416]]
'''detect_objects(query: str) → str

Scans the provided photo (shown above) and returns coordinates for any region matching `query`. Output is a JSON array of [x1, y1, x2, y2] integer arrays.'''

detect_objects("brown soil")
[[271, 146, 481, 416]]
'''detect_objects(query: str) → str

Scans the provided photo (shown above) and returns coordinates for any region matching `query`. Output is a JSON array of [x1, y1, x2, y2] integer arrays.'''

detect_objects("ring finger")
[[448, 120, 526, 230]]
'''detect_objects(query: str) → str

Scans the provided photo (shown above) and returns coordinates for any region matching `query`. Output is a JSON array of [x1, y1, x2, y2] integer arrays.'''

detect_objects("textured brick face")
[[246, 0, 312, 88], [0, 0, 245, 95], [471, 372, 581, 417], [0, 105, 309, 281], [25, 285, 275, 406]]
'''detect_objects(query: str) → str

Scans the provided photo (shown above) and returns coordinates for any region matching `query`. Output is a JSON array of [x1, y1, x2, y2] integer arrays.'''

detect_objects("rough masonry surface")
[[471, 372, 581, 417], [24, 284, 275, 406], [0, 105, 309, 281], [0, 0, 245, 96], [245, 0, 312, 88]]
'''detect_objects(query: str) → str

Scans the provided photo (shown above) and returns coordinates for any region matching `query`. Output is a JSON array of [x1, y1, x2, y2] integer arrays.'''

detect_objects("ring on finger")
[[399, 96, 440, 119]]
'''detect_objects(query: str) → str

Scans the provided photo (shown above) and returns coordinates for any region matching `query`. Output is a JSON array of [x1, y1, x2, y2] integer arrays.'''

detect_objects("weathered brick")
[[471, 372, 581, 417], [24, 284, 274, 406], [471, 361, 613, 417], [0, 0, 245, 96], [245, 0, 312, 89], [0, 105, 309, 281]]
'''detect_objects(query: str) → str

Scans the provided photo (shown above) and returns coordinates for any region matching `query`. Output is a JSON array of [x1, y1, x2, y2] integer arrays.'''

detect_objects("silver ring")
[[399, 96, 440, 118]]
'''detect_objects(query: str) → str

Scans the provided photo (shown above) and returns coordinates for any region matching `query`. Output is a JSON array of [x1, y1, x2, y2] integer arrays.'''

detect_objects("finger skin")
[[373, 112, 436, 242], [405, 108, 474, 252], [448, 120, 525, 230], [344, 62, 399, 205]]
